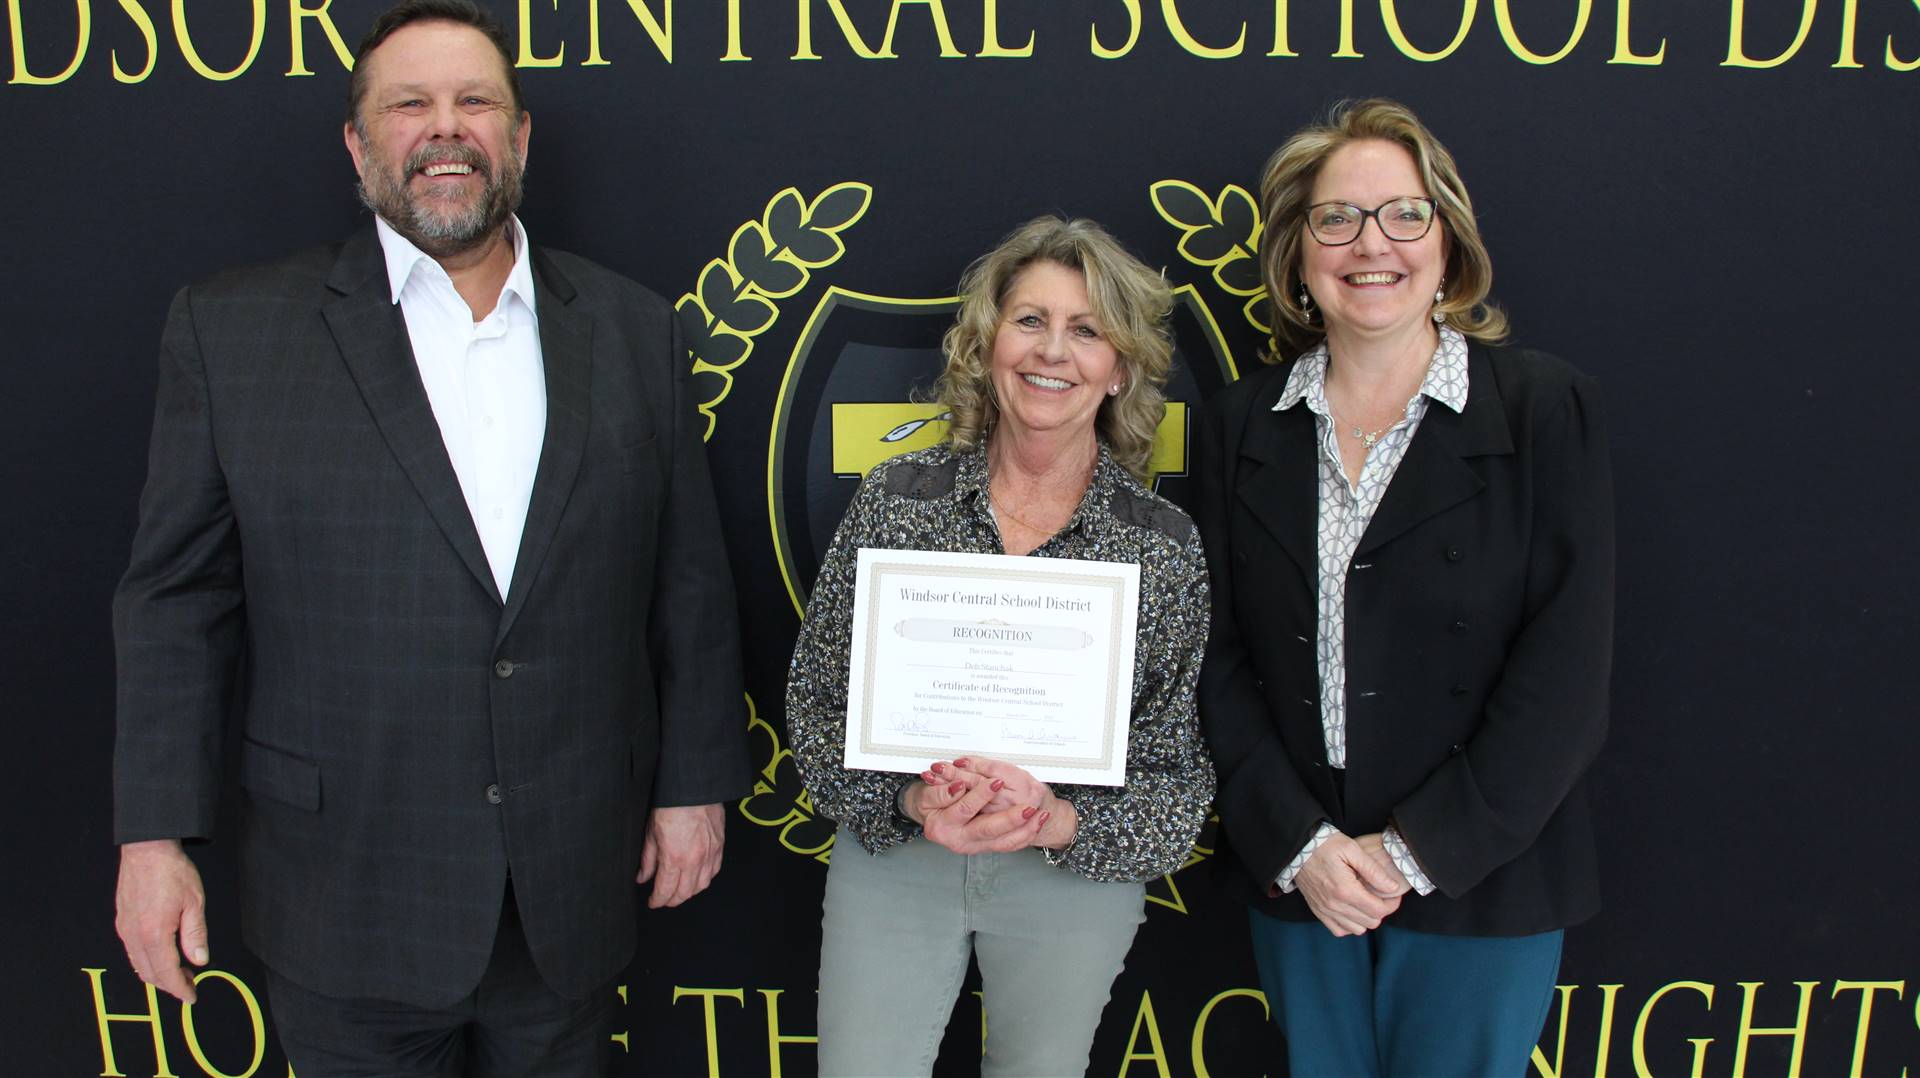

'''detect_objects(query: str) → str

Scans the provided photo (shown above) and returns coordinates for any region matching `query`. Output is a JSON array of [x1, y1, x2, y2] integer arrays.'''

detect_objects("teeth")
[[421, 163, 474, 177], [1346, 272, 1400, 285], [1022, 373, 1072, 390]]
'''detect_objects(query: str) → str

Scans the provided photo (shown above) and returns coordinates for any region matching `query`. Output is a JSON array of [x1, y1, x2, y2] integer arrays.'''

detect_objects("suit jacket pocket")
[[240, 739, 322, 812]]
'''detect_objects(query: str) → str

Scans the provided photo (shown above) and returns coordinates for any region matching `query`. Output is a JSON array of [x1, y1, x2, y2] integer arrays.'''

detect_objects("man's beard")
[[357, 136, 525, 259]]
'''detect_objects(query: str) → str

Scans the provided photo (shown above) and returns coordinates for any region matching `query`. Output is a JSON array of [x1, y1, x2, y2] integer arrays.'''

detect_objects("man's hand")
[[115, 840, 209, 1003], [637, 804, 725, 909], [1295, 832, 1405, 937]]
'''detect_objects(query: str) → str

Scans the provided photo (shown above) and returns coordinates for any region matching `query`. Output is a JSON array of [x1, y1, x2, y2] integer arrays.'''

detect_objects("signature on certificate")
[[890, 713, 933, 735]]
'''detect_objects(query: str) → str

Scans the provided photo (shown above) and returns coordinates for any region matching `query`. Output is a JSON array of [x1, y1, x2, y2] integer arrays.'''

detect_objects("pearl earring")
[[1108, 384, 1122, 396], [1298, 284, 1318, 322], [1431, 287, 1446, 324]]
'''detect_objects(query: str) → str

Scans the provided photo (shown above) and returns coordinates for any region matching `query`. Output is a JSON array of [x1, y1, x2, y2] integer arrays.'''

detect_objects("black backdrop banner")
[[5, 2, 1917, 1074]]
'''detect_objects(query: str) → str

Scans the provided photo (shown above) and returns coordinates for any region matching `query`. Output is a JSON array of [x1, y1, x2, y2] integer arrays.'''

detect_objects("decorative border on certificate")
[[844, 547, 1140, 786]]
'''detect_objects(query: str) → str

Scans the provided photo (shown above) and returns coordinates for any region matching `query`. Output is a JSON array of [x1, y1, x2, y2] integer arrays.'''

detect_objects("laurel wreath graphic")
[[1150, 180, 1270, 336], [677, 183, 875, 439], [738, 693, 836, 862]]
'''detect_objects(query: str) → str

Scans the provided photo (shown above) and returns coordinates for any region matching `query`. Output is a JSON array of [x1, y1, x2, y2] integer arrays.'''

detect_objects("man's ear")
[[344, 121, 367, 179]]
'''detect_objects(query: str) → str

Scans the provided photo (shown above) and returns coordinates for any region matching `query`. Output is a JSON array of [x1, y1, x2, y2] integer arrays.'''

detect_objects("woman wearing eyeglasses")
[[1191, 98, 1615, 1076]]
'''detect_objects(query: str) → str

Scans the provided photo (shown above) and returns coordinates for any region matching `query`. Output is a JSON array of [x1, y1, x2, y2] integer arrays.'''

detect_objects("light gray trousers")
[[816, 826, 1147, 1077]]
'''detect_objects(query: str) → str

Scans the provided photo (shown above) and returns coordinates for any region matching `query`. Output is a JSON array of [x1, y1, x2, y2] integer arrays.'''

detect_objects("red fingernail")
[[930, 762, 946, 774], [990, 779, 1006, 792], [953, 757, 971, 768], [1039, 812, 1052, 824], [1022, 807, 1036, 819], [949, 781, 965, 794]]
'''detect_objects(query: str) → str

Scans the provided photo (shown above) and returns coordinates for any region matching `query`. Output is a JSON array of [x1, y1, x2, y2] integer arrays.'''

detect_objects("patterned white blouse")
[[1271, 325, 1471, 896]]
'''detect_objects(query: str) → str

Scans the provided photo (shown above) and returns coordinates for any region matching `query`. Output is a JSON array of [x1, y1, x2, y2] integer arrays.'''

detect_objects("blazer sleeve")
[[111, 287, 246, 845], [644, 307, 751, 806], [1191, 393, 1333, 888], [1391, 373, 1615, 897]]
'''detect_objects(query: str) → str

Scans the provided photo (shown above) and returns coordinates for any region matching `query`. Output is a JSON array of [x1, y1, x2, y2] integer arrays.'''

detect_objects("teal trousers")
[[1248, 910, 1564, 1078]]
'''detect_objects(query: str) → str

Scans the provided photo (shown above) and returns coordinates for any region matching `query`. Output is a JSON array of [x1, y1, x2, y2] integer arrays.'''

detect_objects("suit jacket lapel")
[[1234, 368, 1320, 583], [1356, 345, 1514, 556], [322, 229, 502, 605], [498, 247, 592, 641]]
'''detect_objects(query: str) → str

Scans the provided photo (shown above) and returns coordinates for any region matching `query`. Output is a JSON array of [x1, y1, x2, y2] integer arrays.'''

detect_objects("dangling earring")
[[1298, 284, 1316, 322], [1431, 284, 1447, 324]]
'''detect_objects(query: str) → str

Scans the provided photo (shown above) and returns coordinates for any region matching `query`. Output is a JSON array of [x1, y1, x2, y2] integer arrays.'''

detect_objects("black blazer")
[[1191, 343, 1613, 936], [112, 228, 749, 1005]]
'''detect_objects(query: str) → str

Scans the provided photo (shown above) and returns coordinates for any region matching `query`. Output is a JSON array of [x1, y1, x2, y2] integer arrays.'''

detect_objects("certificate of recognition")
[[844, 547, 1140, 786]]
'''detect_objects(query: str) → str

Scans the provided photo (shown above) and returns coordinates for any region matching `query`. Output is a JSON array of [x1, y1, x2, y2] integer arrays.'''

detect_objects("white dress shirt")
[[375, 215, 546, 599]]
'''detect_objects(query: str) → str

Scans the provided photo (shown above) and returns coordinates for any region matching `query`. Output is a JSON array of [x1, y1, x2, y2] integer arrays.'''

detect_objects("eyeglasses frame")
[[1304, 196, 1439, 246]]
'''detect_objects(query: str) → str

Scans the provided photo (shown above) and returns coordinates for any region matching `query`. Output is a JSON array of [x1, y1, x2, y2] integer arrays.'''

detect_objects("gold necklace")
[[990, 490, 1075, 535], [988, 448, 1095, 535]]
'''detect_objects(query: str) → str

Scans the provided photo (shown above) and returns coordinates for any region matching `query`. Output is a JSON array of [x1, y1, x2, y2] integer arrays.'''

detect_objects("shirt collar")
[[373, 214, 537, 318], [1274, 324, 1470, 415]]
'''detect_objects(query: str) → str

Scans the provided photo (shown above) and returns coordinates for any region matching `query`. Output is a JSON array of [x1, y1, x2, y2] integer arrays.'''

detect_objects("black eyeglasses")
[[1304, 197, 1437, 245]]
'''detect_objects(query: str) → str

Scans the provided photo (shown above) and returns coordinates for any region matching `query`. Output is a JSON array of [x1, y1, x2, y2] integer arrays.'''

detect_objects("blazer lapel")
[[1234, 372, 1320, 582], [1356, 345, 1514, 557], [498, 247, 592, 641], [322, 230, 502, 605]]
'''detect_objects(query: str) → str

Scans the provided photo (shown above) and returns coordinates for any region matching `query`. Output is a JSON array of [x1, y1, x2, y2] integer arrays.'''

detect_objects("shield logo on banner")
[[769, 285, 1240, 617]]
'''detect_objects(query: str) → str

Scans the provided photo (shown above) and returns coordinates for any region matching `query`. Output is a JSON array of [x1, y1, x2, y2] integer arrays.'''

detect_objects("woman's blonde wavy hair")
[[1257, 98, 1509, 361], [933, 216, 1174, 480]]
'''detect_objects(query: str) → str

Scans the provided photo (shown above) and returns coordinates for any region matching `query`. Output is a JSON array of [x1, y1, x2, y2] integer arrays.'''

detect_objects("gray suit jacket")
[[112, 227, 749, 1006]]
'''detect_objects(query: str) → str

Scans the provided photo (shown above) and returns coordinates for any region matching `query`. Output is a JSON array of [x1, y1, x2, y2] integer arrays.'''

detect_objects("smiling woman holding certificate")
[[786, 216, 1215, 1077]]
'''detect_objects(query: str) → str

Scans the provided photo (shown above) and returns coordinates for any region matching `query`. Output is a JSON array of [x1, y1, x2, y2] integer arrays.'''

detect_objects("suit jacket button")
[[1446, 546, 1463, 561], [1450, 683, 1469, 697], [494, 659, 515, 679], [485, 783, 503, 804], [1448, 744, 1464, 756], [1449, 620, 1468, 636]]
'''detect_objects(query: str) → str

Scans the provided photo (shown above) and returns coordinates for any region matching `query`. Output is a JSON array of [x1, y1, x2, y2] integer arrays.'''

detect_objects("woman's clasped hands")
[[1295, 831, 1412, 937], [901, 756, 1079, 855]]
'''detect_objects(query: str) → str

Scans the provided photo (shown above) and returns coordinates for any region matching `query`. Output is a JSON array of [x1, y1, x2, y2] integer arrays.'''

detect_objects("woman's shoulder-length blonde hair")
[[1256, 97, 1509, 361], [932, 216, 1174, 480]]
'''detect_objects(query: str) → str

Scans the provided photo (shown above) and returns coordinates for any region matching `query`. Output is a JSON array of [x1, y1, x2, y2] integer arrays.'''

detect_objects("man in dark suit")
[[109, 0, 748, 1070]]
